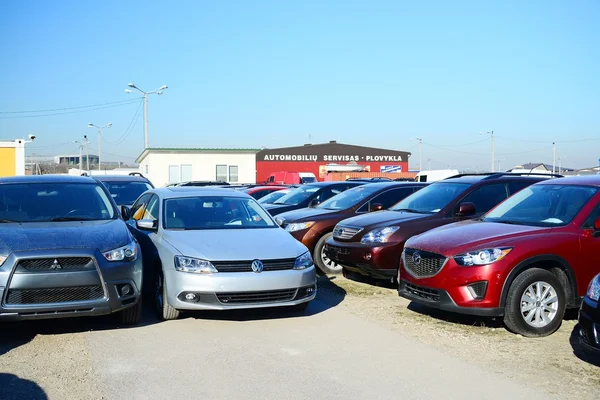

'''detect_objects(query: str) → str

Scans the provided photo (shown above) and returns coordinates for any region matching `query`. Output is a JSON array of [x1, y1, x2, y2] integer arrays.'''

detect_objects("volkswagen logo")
[[412, 251, 422, 266], [50, 259, 62, 270], [251, 259, 264, 273]]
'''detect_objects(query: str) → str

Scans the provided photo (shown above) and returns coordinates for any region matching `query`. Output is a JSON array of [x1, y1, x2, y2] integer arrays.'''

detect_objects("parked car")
[[125, 187, 317, 320], [0, 175, 142, 324], [94, 174, 154, 207], [263, 181, 365, 217], [578, 273, 600, 354], [276, 182, 427, 274], [175, 181, 230, 187], [240, 185, 289, 200], [266, 171, 317, 185], [324, 173, 555, 281], [399, 176, 600, 337], [258, 188, 294, 204]]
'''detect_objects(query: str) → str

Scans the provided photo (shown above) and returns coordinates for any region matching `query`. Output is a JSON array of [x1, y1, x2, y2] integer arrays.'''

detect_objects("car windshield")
[[101, 181, 153, 205], [317, 185, 382, 210], [163, 196, 277, 230], [389, 182, 469, 213], [258, 190, 289, 204], [0, 182, 116, 222], [483, 184, 598, 227], [273, 185, 320, 205], [300, 177, 317, 183]]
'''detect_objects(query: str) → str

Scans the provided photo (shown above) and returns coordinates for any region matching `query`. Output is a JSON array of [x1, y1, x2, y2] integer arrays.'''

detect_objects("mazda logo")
[[251, 260, 264, 273], [412, 251, 422, 266]]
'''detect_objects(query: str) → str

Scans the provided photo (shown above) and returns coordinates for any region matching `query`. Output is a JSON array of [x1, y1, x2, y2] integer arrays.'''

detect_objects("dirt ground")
[[319, 274, 600, 400]]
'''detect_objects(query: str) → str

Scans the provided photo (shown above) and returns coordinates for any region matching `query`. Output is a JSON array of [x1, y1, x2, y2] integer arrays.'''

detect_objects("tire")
[[503, 268, 566, 337], [313, 232, 343, 275], [118, 298, 143, 325], [155, 268, 180, 321]]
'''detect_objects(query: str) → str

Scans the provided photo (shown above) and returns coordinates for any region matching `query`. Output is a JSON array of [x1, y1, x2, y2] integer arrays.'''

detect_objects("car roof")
[[0, 175, 99, 185], [93, 175, 151, 183], [152, 186, 251, 199], [357, 181, 429, 189], [441, 173, 555, 185], [536, 175, 600, 187]]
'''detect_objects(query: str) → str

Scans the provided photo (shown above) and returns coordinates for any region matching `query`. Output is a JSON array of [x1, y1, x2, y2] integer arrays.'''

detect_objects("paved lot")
[[0, 276, 598, 400]]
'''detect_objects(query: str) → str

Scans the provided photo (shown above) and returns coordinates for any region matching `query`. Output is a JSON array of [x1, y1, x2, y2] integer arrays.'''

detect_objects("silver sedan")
[[126, 187, 317, 320]]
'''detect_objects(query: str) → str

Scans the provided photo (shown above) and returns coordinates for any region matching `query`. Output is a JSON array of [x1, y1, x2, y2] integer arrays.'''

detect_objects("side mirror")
[[456, 202, 476, 217], [308, 198, 320, 208], [593, 217, 600, 238], [121, 205, 131, 220], [136, 219, 157, 231], [370, 203, 383, 212]]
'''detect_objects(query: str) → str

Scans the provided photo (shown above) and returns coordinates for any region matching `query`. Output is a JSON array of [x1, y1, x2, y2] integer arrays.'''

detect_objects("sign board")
[[380, 165, 402, 173]]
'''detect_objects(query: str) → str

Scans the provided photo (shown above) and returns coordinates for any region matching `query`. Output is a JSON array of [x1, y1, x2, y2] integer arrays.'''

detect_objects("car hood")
[[276, 207, 338, 223], [262, 203, 301, 216], [0, 220, 130, 255], [337, 210, 429, 228], [406, 220, 551, 255], [162, 228, 308, 261]]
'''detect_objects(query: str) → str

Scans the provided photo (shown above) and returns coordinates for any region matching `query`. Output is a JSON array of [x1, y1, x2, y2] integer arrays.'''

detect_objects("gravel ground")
[[0, 275, 598, 399], [319, 275, 600, 400]]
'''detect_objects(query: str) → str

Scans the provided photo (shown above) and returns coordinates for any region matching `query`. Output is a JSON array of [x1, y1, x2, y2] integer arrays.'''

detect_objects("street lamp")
[[558, 156, 567, 175], [88, 122, 112, 171], [125, 82, 168, 149], [410, 137, 423, 171]]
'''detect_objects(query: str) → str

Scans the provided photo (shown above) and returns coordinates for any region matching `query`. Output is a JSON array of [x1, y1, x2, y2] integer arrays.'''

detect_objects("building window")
[[181, 165, 193, 182], [145, 165, 149, 174], [168, 165, 180, 183], [229, 166, 239, 183], [216, 165, 227, 182]]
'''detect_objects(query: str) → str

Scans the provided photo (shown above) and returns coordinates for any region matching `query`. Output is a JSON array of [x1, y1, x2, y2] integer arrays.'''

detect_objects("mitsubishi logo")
[[412, 252, 422, 266], [50, 259, 62, 270], [251, 260, 264, 273]]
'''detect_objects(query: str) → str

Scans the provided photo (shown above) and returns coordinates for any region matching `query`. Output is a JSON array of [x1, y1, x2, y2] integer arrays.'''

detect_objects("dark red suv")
[[399, 176, 600, 337], [324, 173, 554, 281]]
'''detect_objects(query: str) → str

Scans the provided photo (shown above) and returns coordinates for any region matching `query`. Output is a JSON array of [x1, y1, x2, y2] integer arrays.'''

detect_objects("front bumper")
[[323, 238, 399, 279], [0, 248, 142, 321], [578, 297, 600, 353], [165, 265, 317, 310]]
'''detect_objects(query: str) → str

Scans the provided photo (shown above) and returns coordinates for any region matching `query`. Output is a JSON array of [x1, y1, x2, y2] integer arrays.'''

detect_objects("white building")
[[0, 139, 26, 177], [136, 148, 260, 188]]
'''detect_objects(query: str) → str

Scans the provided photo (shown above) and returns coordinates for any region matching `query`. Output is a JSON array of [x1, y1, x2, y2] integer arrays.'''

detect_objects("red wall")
[[256, 161, 409, 183]]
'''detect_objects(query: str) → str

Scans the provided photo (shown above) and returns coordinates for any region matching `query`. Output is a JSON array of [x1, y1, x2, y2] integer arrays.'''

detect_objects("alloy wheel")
[[520, 281, 558, 328], [321, 246, 342, 273]]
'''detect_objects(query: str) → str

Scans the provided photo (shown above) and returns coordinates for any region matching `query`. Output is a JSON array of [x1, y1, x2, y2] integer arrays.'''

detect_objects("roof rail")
[[481, 172, 563, 179], [345, 177, 393, 181], [129, 172, 144, 177], [444, 173, 496, 179]]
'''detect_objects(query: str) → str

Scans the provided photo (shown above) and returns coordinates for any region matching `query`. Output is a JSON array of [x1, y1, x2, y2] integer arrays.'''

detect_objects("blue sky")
[[1, 0, 598, 170]]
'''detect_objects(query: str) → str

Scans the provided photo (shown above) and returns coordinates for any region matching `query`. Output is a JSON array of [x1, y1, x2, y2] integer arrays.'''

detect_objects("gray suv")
[[0, 175, 142, 324]]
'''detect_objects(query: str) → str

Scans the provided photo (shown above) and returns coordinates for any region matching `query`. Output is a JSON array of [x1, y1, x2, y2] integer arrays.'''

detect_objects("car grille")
[[216, 288, 297, 304], [403, 248, 447, 278], [16, 257, 94, 272], [5, 286, 105, 305], [404, 282, 440, 302], [212, 259, 295, 273], [333, 225, 363, 240]]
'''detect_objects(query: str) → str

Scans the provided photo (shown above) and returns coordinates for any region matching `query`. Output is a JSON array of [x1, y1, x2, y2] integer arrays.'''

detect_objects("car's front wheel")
[[155, 268, 180, 321], [314, 233, 343, 275], [118, 298, 143, 325], [503, 268, 566, 337]]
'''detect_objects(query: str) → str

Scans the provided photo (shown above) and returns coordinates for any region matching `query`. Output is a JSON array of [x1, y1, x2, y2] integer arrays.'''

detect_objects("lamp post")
[[480, 131, 494, 172], [73, 140, 84, 171], [83, 135, 90, 171], [427, 157, 434, 170], [558, 156, 566, 175], [410, 137, 423, 171], [88, 123, 112, 171], [125, 83, 168, 149]]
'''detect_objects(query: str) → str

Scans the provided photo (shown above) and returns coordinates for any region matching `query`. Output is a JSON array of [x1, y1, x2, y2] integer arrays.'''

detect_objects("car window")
[[508, 181, 534, 196], [101, 181, 153, 205], [163, 196, 277, 230], [258, 190, 289, 204], [314, 187, 344, 203], [458, 183, 508, 214], [390, 182, 470, 214], [274, 185, 320, 205], [581, 200, 600, 229], [369, 187, 416, 210], [131, 193, 152, 221], [318, 185, 382, 210], [143, 195, 160, 221]]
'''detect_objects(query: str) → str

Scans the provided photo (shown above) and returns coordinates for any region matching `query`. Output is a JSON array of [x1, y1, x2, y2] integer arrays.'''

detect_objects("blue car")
[[0, 175, 142, 324]]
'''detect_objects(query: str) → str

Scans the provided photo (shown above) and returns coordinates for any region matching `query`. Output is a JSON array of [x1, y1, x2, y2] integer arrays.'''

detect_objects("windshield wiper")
[[0, 219, 19, 223], [393, 208, 426, 214], [487, 219, 520, 225], [50, 217, 95, 222]]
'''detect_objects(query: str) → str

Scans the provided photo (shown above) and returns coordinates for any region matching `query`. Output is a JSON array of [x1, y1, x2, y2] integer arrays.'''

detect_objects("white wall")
[[141, 152, 256, 187]]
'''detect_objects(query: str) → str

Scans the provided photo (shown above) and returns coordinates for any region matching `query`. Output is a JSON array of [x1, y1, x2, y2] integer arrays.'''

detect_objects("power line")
[[87, 146, 138, 160], [0, 99, 142, 119], [103, 100, 144, 145], [0, 98, 143, 114]]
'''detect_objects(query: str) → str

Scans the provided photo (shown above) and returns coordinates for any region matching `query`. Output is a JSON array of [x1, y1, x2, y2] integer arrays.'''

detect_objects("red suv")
[[324, 173, 552, 281], [399, 176, 600, 337]]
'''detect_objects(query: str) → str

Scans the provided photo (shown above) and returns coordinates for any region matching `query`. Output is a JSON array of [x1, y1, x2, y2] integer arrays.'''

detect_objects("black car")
[[578, 273, 600, 354], [263, 181, 365, 217], [94, 174, 154, 207]]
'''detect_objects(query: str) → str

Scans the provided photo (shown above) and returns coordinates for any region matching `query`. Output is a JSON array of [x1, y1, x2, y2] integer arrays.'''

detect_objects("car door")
[[577, 198, 600, 298], [358, 187, 418, 212]]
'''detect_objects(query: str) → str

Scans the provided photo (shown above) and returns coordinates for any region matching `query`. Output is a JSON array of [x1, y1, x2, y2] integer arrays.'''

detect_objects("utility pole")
[[125, 83, 168, 149], [411, 137, 423, 171], [427, 157, 433, 170], [84, 135, 90, 171], [88, 123, 112, 171], [480, 131, 494, 172], [552, 142, 556, 174]]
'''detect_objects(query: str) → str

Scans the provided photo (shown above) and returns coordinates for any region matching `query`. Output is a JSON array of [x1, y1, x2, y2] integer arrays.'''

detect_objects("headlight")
[[174, 256, 217, 274], [360, 226, 399, 244], [103, 242, 138, 262], [454, 247, 513, 266], [587, 273, 600, 302], [293, 251, 313, 270], [286, 221, 315, 232]]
